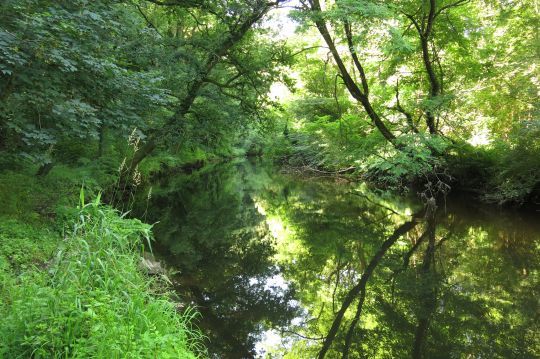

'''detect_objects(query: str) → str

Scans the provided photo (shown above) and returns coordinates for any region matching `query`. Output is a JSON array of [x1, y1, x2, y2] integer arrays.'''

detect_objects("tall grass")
[[0, 194, 203, 358]]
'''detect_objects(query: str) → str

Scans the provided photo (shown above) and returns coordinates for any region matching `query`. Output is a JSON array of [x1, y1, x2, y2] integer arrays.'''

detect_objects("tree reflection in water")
[[136, 161, 539, 358]]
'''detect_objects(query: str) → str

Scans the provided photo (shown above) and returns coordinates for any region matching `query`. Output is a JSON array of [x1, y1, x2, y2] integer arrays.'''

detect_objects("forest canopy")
[[1, 0, 538, 204]]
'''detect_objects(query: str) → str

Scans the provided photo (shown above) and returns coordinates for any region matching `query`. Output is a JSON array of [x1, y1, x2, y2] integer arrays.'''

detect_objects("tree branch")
[[136, 4, 163, 37], [343, 20, 369, 95], [402, 11, 422, 37], [434, 0, 469, 18], [389, 78, 418, 133], [145, 0, 205, 7]]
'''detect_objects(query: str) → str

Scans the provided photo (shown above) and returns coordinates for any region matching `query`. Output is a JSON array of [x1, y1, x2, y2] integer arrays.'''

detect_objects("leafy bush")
[[269, 116, 452, 194], [483, 120, 540, 204], [266, 113, 385, 171], [445, 141, 496, 192], [364, 134, 450, 191]]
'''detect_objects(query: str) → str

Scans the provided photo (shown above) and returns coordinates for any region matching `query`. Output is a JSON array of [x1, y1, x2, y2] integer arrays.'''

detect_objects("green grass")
[[0, 196, 203, 358]]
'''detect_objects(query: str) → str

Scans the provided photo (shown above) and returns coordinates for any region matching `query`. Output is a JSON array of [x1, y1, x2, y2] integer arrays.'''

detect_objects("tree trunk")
[[36, 162, 54, 177], [310, 0, 396, 144], [421, 37, 439, 134]]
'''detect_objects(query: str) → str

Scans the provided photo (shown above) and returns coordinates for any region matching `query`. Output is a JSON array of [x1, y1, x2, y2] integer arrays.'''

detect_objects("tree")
[[126, 0, 287, 175], [296, 0, 472, 143], [298, 0, 397, 143]]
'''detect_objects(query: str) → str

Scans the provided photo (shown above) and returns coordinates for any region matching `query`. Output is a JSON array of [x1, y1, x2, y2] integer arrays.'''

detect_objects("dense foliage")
[[0, 0, 538, 357], [266, 0, 539, 204], [0, 0, 289, 175], [0, 197, 202, 357], [1, 0, 538, 203]]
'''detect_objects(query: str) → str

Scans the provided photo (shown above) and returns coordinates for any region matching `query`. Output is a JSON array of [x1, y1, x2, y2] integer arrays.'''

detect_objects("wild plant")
[[0, 191, 205, 358], [110, 128, 144, 213]]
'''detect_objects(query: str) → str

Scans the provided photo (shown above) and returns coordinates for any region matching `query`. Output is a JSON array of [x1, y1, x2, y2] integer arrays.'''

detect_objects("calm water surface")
[[136, 160, 539, 358]]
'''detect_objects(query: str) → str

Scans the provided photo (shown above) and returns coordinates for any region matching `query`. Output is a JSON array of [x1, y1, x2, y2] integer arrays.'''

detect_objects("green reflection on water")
[[136, 160, 539, 358]]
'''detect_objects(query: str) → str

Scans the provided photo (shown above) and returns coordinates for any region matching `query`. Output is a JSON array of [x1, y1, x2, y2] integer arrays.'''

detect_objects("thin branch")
[[343, 20, 369, 95], [136, 5, 163, 37], [281, 330, 325, 341], [287, 45, 327, 58], [434, 0, 470, 18], [204, 70, 246, 88], [185, 9, 207, 34], [348, 191, 402, 217], [388, 78, 418, 133], [145, 0, 205, 7]]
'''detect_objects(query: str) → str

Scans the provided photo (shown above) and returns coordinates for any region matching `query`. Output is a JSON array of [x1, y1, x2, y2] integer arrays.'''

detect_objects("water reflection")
[[137, 161, 539, 358], [136, 161, 297, 358]]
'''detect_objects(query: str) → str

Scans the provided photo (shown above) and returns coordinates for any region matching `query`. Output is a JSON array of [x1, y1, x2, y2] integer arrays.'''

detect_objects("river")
[[134, 159, 539, 358]]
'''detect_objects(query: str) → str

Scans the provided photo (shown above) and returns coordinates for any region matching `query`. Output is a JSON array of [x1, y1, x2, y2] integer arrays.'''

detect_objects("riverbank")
[[269, 138, 540, 208], [0, 166, 202, 358]]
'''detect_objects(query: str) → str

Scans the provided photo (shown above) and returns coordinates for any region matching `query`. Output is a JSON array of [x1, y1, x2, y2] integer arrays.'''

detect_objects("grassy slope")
[[0, 164, 202, 358]]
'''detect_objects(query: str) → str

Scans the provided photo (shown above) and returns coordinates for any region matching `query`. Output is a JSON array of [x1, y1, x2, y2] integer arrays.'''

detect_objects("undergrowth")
[[0, 194, 203, 358], [266, 121, 540, 205]]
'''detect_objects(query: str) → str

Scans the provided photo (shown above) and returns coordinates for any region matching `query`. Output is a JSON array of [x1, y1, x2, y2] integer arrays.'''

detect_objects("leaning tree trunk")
[[310, 0, 396, 144], [123, 2, 275, 178]]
